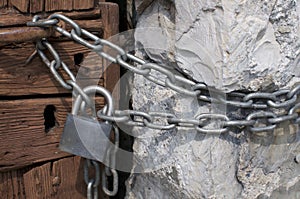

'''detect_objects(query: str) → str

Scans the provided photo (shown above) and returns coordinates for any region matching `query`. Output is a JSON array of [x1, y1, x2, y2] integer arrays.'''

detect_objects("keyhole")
[[74, 53, 84, 65], [43, 105, 58, 133]]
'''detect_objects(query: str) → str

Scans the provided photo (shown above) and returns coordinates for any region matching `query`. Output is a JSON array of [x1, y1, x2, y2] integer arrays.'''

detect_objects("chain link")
[[84, 159, 100, 199], [27, 13, 300, 133], [28, 14, 300, 197]]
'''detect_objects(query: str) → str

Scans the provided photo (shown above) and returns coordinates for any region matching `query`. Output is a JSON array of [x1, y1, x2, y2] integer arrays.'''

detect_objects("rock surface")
[[125, 0, 300, 198]]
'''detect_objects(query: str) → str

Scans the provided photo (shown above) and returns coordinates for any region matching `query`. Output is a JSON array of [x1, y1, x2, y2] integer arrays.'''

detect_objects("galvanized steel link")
[[27, 14, 300, 133], [27, 14, 300, 198]]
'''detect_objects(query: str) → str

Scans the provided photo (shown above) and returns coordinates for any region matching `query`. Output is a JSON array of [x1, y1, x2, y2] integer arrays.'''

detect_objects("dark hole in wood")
[[74, 53, 84, 65], [44, 105, 58, 133]]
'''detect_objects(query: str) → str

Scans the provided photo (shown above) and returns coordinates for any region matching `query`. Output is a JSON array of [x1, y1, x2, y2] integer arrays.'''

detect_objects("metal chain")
[[27, 13, 300, 196], [27, 14, 300, 133], [84, 159, 100, 199]]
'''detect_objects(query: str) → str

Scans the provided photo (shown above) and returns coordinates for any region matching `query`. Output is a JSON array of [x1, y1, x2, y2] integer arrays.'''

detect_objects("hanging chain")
[[27, 13, 300, 195], [84, 159, 100, 199]]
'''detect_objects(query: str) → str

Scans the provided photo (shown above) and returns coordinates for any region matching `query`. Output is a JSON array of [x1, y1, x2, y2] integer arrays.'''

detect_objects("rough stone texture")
[[126, 0, 300, 198]]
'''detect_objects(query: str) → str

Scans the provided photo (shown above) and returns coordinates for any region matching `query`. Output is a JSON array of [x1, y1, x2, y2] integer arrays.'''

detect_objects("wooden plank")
[[0, 19, 103, 45], [45, 0, 73, 12], [0, 9, 101, 27], [73, 0, 94, 10], [10, 0, 29, 13], [0, 167, 31, 199], [23, 156, 109, 199], [99, 3, 120, 102], [99, 3, 119, 39], [30, 0, 44, 13], [0, 41, 104, 96], [0, 97, 105, 172], [0, 26, 53, 44], [0, 0, 7, 8]]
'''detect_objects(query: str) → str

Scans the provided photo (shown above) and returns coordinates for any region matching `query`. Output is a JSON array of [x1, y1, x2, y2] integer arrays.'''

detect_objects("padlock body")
[[60, 114, 112, 163]]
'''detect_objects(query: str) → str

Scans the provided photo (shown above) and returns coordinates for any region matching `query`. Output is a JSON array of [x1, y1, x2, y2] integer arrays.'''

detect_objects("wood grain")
[[0, 97, 105, 172], [23, 156, 109, 199], [0, 9, 101, 27], [30, 0, 44, 13], [0, 20, 102, 45], [73, 0, 94, 10], [45, 0, 73, 12], [0, 166, 31, 199], [0, 0, 7, 8], [0, 26, 53, 44], [10, 0, 29, 13], [0, 41, 104, 96], [99, 3, 120, 103]]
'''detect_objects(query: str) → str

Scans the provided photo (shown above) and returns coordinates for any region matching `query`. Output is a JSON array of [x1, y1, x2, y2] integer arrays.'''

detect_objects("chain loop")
[[195, 114, 229, 134], [49, 13, 82, 36], [28, 14, 300, 197], [246, 111, 277, 132], [84, 159, 100, 199], [143, 112, 176, 130]]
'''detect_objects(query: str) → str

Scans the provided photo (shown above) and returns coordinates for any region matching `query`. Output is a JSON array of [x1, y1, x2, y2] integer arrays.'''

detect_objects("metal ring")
[[224, 120, 255, 127], [98, 39, 127, 61], [195, 113, 229, 134], [49, 13, 82, 36], [243, 92, 277, 102], [50, 61, 72, 90], [217, 96, 253, 108], [143, 112, 176, 130], [87, 180, 95, 199], [165, 78, 199, 97], [102, 168, 118, 196], [97, 110, 130, 123], [117, 55, 150, 76], [267, 94, 297, 108], [27, 19, 59, 27], [84, 160, 100, 187], [268, 114, 298, 124], [67, 80, 93, 109], [72, 86, 114, 117], [41, 40, 61, 69], [246, 111, 277, 132], [115, 110, 152, 127], [287, 84, 300, 99], [167, 118, 203, 128], [142, 63, 176, 86], [192, 83, 208, 91]]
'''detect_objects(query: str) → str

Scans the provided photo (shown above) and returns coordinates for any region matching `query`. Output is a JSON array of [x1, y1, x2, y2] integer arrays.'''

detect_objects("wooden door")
[[0, 1, 119, 198]]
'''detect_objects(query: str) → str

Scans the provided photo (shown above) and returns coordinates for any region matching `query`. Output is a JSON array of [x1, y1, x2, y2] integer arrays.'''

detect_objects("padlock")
[[60, 114, 112, 162], [59, 85, 114, 164]]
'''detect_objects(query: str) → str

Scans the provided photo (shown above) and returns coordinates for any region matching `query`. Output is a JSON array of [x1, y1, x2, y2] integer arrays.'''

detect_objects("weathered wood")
[[99, 3, 119, 39], [0, 41, 104, 96], [30, 0, 44, 13], [10, 0, 29, 13], [73, 0, 94, 10], [0, 97, 105, 172], [99, 3, 120, 103], [0, 26, 53, 44], [0, 9, 101, 27], [45, 0, 73, 12], [23, 156, 109, 199], [0, 20, 103, 45], [65, 19, 103, 33], [0, 167, 31, 199], [0, 0, 7, 8]]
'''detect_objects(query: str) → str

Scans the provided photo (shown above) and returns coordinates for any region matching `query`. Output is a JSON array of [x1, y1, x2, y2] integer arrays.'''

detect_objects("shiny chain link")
[[28, 13, 300, 196], [27, 14, 300, 133]]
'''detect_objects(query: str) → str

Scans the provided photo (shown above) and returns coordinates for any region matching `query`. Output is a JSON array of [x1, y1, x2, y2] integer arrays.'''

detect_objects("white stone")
[[126, 0, 300, 198]]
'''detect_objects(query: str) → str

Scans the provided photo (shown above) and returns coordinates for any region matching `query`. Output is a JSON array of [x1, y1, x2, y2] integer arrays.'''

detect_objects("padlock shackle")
[[72, 85, 114, 116]]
